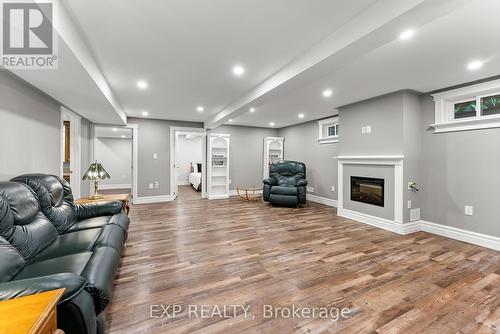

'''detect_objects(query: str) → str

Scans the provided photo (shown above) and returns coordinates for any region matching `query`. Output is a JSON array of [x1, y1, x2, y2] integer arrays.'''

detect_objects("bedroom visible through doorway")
[[173, 130, 205, 199]]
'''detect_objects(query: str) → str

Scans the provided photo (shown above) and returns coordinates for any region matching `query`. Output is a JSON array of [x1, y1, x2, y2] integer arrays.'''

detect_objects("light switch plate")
[[465, 205, 473, 216], [407, 200, 412, 209], [361, 126, 366, 134], [331, 186, 335, 192], [153, 153, 158, 159], [366, 125, 372, 133], [148, 183, 153, 189], [307, 186, 314, 193]]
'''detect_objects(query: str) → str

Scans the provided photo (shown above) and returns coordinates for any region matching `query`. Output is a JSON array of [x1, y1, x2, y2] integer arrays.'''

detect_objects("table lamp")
[[82, 161, 110, 199]]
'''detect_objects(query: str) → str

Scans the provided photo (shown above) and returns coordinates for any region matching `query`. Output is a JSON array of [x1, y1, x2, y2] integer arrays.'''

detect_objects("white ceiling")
[[9, 0, 500, 129]]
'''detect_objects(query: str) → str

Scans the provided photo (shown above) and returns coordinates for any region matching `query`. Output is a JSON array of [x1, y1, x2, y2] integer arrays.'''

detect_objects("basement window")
[[318, 116, 339, 144], [431, 79, 500, 133]]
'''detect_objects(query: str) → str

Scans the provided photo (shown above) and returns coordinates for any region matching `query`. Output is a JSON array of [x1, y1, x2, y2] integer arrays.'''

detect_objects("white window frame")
[[431, 79, 500, 133], [318, 116, 339, 144]]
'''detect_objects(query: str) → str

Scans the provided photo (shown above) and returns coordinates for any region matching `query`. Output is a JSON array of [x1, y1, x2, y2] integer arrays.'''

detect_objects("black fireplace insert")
[[351, 176, 384, 207]]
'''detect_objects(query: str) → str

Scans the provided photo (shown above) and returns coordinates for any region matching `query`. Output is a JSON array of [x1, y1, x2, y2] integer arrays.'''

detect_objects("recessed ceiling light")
[[269, 122, 275, 127], [121, 135, 126, 138], [228, 119, 233, 123], [467, 60, 484, 71], [136, 80, 148, 89], [232, 65, 245, 76], [249, 107, 255, 113], [141, 111, 149, 116], [298, 113, 305, 119], [112, 128, 118, 132], [322, 89, 333, 98], [399, 29, 415, 41], [196, 106, 204, 112]]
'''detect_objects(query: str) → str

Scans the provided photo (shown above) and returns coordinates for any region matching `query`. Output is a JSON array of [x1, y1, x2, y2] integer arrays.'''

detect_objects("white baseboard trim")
[[99, 183, 131, 190], [177, 181, 190, 186], [338, 208, 410, 235], [133, 195, 176, 204], [307, 194, 338, 208], [419, 220, 500, 251]]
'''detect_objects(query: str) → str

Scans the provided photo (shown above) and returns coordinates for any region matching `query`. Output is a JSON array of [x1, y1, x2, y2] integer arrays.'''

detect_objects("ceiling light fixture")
[[232, 65, 245, 76], [121, 135, 126, 138], [298, 113, 305, 119], [249, 107, 255, 113], [196, 106, 204, 112], [322, 89, 333, 98], [269, 122, 275, 127], [467, 60, 484, 71], [136, 80, 148, 89], [141, 111, 149, 116], [399, 29, 415, 41], [112, 128, 118, 132], [228, 119, 233, 123]]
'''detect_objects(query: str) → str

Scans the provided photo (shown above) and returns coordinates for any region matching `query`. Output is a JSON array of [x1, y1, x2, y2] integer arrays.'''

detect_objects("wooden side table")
[[75, 193, 131, 215], [0, 288, 65, 334]]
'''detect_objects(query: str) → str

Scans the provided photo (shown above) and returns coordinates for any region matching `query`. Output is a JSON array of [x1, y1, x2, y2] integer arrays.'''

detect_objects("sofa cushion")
[[270, 186, 298, 196], [0, 182, 58, 261], [31, 225, 125, 262], [67, 213, 129, 236], [14, 247, 120, 314], [0, 236, 25, 283], [11, 174, 78, 233]]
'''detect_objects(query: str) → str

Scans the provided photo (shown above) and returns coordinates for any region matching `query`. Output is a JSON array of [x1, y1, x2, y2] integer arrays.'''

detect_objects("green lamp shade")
[[82, 161, 110, 181]]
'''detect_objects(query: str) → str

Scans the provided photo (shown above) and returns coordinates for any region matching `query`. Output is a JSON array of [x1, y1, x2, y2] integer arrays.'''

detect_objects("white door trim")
[[60, 107, 81, 199], [169, 126, 207, 199]]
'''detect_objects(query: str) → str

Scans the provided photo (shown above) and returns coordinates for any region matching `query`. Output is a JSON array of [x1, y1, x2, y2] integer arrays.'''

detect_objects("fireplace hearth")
[[351, 176, 384, 207]]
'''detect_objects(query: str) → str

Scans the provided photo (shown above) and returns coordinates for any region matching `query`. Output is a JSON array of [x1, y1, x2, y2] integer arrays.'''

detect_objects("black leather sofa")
[[263, 160, 308, 206], [0, 174, 130, 334]]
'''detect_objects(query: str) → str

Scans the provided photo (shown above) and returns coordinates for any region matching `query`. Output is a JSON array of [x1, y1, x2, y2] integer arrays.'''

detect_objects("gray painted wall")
[[127, 117, 203, 197], [95, 137, 132, 186], [338, 93, 404, 156], [210, 125, 278, 190], [0, 71, 61, 180], [278, 120, 338, 200], [420, 94, 500, 237]]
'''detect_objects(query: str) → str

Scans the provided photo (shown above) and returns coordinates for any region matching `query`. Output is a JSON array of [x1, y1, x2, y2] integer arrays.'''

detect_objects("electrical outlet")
[[154, 181, 159, 189], [307, 186, 314, 193], [366, 125, 372, 133], [331, 186, 335, 192], [153, 153, 158, 159], [465, 205, 474, 216], [361, 126, 366, 134], [407, 200, 412, 209], [148, 183, 153, 189]]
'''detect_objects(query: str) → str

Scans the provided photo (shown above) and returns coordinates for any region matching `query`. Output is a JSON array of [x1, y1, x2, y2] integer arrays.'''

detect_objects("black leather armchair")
[[0, 174, 130, 334], [263, 160, 308, 206]]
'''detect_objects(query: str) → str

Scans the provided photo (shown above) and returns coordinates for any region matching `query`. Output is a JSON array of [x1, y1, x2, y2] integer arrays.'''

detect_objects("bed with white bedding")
[[188, 162, 202, 191]]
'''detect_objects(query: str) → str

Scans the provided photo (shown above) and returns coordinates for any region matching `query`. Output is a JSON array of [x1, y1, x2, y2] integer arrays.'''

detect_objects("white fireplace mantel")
[[336, 155, 404, 230]]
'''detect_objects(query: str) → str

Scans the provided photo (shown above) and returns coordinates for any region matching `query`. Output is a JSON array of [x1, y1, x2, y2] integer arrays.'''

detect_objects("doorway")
[[60, 107, 81, 198], [91, 124, 138, 202], [170, 127, 206, 199]]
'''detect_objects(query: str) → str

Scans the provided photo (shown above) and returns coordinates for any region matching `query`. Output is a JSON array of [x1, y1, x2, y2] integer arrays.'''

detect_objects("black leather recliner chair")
[[263, 160, 308, 206], [0, 174, 130, 334]]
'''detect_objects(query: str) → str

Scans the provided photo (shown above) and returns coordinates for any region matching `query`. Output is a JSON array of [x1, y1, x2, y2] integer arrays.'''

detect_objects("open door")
[[60, 107, 81, 198]]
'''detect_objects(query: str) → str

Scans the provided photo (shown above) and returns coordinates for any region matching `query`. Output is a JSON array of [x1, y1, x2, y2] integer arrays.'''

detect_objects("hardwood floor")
[[106, 186, 500, 333]]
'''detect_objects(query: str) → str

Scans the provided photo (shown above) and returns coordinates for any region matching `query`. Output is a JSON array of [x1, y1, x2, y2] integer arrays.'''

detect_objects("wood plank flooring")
[[106, 186, 500, 334]]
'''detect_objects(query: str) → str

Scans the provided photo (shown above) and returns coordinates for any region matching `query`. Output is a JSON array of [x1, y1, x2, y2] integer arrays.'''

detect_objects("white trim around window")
[[431, 79, 500, 133], [317, 115, 339, 144]]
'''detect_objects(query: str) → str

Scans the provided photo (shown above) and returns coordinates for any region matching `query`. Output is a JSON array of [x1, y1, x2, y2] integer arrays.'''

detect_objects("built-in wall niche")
[[208, 133, 230, 199], [263, 137, 284, 179]]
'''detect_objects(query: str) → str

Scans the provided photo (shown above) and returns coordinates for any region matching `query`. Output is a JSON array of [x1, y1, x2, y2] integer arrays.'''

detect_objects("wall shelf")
[[263, 137, 284, 179], [208, 133, 230, 199]]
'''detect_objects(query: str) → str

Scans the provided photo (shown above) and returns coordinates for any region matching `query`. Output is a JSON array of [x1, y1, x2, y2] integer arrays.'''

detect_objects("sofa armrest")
[[297, 179, 308, 186], [75, 201, 123, 220], [0, 273, 87, 303], [263, 177, 277, 186]]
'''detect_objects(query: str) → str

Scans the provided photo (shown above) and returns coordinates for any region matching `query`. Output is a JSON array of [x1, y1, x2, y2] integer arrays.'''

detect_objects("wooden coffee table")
[[75, 193, 131, 215], [236, 186, 263, 201]]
